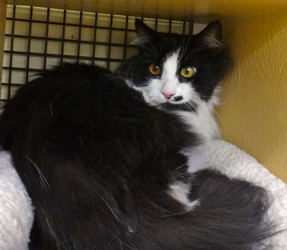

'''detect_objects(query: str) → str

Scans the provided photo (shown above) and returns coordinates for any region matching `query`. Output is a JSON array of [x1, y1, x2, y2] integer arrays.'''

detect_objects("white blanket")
[[0, 151, 33, 250], [0, 140, 286, 249], [207, 140, 287, 249]]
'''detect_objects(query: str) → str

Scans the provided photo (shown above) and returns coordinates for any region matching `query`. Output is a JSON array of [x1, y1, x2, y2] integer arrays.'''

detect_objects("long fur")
[[0, 62, 274, 249]]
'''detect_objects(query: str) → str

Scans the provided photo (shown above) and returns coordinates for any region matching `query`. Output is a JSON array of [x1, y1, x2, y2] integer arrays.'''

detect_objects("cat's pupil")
[[181, 67, 195, 78], [149, 64, 161, 75], [184, 68, 190, 74]]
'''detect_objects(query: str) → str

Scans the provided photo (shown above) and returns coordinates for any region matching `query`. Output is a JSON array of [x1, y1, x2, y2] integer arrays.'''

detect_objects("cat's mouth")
[[171, 96, 183, 102], [166, 95, 190, 105], [160, 101, 197, 112]]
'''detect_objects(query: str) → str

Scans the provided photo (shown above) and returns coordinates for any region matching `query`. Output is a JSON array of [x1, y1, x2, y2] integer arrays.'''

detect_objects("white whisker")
[[26, 156, 50, 192], [107, 229, 137, 249], [99, 195, 121, 222]]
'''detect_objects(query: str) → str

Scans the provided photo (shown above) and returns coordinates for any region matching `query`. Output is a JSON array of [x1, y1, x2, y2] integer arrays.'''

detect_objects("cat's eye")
[[149, 64, 161, 75], [181, 67, 196, 78]]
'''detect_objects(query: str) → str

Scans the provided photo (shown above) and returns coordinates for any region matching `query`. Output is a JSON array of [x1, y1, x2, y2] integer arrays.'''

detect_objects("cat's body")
[[0, 20, 273, 249]]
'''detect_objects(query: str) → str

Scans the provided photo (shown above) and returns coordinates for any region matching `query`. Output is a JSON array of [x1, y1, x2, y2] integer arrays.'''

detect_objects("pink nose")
[[163, 93, 174, 99]]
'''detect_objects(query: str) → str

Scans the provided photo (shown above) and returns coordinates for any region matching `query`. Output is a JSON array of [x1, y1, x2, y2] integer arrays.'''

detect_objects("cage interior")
[[1, 1, 287, 183], [1, 4, 207, 102]]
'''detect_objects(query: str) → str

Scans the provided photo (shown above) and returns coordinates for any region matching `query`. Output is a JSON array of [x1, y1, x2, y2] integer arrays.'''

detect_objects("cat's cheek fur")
[[170, 82, 196, 104], [137, 78, 167, 105], [175, 90, 221, 140]]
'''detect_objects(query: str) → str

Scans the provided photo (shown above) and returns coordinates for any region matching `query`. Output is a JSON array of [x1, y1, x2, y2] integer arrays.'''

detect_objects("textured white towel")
[[206, 139, 287, 249], [0, 151, 33, 250], [0, 140, 286, 249]]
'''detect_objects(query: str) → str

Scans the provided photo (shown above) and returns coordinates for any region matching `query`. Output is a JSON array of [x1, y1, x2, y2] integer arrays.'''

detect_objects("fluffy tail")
[[135, 170, 275, 250]]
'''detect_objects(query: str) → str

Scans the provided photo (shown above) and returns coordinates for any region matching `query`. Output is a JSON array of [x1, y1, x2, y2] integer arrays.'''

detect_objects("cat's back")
[[1, 63, 135, 119], [0, 64, 157, 149], [0, 63, 196, 171]]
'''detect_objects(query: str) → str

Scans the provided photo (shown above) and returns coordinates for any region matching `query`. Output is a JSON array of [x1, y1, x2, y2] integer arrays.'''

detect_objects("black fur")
[[0, 63, 274, 249]]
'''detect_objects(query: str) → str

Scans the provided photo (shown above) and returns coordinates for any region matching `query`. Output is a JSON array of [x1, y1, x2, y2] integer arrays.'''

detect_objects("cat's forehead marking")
[[162, 50, 180, 79], [161, 50, 180, 95]]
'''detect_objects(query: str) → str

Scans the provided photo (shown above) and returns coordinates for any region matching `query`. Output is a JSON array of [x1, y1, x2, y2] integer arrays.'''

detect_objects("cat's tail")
[[135, 170, 276, 250]]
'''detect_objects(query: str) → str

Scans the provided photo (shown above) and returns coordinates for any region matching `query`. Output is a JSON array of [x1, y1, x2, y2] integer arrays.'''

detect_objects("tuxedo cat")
[[0, 20, 273, 249], [117, 20, 232, 205], [117, 19, 231, 140]]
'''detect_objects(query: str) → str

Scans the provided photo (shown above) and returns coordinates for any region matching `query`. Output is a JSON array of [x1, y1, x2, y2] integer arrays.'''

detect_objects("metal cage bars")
[[1, 5, 191, 101]]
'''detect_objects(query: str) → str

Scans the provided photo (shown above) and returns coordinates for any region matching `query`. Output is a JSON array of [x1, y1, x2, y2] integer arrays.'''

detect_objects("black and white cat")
[[118, 19, 230, 140], [0, 20, 273, 249], [118, 20, 231, 208]]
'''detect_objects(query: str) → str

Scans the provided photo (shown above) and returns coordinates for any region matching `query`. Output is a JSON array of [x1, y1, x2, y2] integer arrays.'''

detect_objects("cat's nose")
[[163, 92, 175, 99]]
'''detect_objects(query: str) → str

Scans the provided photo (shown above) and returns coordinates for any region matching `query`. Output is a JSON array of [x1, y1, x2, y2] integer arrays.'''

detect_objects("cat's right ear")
[[197, 21, 222, 48], [133, 19, 157, 45]]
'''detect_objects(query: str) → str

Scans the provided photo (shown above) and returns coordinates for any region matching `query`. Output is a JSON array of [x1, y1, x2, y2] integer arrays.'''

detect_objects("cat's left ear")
[[197, 21, 222, 48], [133, 19, 157, 45]]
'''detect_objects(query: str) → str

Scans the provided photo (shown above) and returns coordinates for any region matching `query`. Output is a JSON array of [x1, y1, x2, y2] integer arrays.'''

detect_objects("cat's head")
[[117, 19, 231, 112]]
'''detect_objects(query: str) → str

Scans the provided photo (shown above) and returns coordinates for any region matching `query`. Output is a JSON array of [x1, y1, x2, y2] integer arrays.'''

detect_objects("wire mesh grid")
[[1, 5, 194, 101]]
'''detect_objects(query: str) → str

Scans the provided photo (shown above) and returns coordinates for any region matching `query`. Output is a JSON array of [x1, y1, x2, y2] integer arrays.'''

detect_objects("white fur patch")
[[168, 181, 200, 211], [168, 143, 212, 210], [181, 145, 211, 174], [161, 51, 179, 96]]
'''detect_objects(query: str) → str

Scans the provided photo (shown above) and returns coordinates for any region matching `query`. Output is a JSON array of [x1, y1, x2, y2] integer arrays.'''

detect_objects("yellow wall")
[[5, 0, 287, 20], [219, 11, 287, 182]]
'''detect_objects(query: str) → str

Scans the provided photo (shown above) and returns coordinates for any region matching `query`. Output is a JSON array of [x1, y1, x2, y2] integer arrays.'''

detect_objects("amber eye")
[[181, 67, 196, 78], [149, 64, 161, 75]]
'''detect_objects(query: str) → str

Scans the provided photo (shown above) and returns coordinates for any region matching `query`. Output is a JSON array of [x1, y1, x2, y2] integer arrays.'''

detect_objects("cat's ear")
[[197, 21, 222, 48], [133, 19, 157, 45]]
